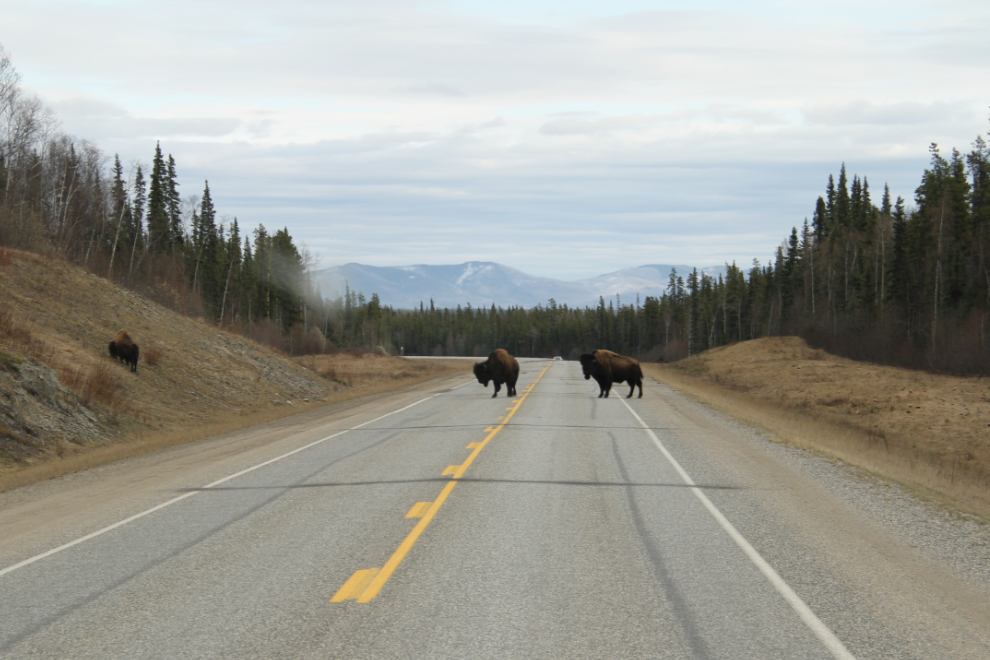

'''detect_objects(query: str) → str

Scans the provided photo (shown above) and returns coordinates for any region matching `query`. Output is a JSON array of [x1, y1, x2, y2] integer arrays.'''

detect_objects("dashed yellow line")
[[330, 568, 379, 602], [333, 362, 553, 604], [405, 502, 432, 519]]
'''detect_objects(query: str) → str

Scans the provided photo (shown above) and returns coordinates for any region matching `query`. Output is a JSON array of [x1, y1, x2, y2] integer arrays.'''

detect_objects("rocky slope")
[[0, 249, 333, 474]]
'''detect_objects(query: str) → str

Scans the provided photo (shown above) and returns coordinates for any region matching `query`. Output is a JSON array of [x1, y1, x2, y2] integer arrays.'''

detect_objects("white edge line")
[[0, 393, 440, 579], [620, 398, 856, 660]]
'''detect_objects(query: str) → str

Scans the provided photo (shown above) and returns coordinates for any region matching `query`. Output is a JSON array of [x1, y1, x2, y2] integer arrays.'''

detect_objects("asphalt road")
[[1, 358, 988, 659]]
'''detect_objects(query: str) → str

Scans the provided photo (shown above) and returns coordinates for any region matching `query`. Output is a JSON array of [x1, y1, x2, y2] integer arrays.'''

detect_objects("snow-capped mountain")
[[309, 262, 726, 310]]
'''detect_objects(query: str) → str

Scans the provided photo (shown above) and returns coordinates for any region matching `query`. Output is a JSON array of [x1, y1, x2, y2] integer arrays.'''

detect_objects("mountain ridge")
[[310, 262, 727, 310]]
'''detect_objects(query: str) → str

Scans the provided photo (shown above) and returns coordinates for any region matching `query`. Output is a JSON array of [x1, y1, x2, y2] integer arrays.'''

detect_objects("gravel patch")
[[654, 380, 990, 598]]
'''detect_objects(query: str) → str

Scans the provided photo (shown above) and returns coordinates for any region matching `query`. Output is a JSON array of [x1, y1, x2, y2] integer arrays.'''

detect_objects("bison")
[[108, 329, 139, 373], [579, 349, 643, 398], [473, 348, 520, 398]]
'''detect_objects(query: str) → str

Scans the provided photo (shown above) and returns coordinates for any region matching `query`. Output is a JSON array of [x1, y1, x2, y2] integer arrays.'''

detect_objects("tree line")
[[356, 118, 990, 375], [0, 46, 320, 351], [4, 43, 990, 373]]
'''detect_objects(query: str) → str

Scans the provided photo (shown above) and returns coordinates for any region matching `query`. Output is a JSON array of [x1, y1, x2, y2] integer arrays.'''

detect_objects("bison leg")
[[626, 375, 642, 398], [594, 377, 606, 398], [492, 381, 501, 398]]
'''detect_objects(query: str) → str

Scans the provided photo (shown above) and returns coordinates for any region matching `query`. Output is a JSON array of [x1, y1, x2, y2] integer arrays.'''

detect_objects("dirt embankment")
[[645, 337, 990, 521], [0, 249, 469, 491]]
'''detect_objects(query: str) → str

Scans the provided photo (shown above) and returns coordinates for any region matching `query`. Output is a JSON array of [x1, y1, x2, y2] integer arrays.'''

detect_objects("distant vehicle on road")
[[553, 356, 562, 361]]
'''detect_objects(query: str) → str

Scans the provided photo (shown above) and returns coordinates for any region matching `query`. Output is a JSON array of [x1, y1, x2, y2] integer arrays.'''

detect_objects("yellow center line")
[[346, 362, 553, 603], [330, 568, 379, 603], [405, 502, 433, 519]]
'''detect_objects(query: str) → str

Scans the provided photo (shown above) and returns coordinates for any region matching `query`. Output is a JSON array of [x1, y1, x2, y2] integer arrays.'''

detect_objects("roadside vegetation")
[[4, 41, 990, 375], [2, 41, 988, 522], [0, 248, 470, 492], [646, 337, 990, 522]]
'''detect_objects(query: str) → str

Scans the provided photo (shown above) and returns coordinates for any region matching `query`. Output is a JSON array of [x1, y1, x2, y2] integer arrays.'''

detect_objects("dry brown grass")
[[0, 308, 48, 362], [645, 337, 990, 521], [0, 247, 475, 492], [295, 353, 472, 389], [0, 359, 473, 493], [59, 359, 125, 410], [1, 293, 124, 413], [142, 342, 163, 366]]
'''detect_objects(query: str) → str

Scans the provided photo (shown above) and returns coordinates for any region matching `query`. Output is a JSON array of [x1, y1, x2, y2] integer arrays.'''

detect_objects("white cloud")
[[803, 100, 977, 127], [49, 97, 241, 139], [1, 0, 988, 280]]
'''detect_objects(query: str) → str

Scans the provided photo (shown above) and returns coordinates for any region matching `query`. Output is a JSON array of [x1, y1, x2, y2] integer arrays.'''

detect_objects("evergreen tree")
[[812, 196, 828, 242], [835, 164, 851, 229], [127, 164, 145, 276], [190, 180, 218, 310], [166, 154, 182, 253], [146, 142, 168, 254], [107, 154, 131, 278]]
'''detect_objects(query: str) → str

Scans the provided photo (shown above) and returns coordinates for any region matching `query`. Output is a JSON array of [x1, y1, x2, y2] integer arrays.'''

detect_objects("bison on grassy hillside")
[[473, 349, 519, 398], [108, 329, 139, 373], [579, 349, 643, 398]]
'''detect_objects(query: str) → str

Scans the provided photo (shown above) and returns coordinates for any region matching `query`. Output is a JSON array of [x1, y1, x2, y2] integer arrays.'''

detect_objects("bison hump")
[[114, 329, 134, 347]]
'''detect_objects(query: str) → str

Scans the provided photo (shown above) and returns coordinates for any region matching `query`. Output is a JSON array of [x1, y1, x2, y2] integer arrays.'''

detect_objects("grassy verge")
[[644, 345, 990, 523], [0, 357, 471, 493]]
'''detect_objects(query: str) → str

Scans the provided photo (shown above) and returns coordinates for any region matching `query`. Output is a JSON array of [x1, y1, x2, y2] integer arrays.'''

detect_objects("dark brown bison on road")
[[473, 349, 520, 397], [579, 349, 643, 398], [108, 329, 139, 373]]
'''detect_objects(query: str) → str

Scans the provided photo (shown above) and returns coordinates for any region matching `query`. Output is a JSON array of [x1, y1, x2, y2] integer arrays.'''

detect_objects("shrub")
[[143, 342, 163, 366], [0, 309, 47, 360], [61, 360, 125, 409]]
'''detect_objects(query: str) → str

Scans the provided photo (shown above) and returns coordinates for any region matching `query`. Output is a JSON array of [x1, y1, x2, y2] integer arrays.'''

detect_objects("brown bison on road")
[[579, 349, 643, 398], [473, 349, 519, 397], [108, 329, 139, 373]]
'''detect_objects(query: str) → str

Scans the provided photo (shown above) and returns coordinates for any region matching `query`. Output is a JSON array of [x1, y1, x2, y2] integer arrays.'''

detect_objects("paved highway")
[[1, 358, 988, 658]]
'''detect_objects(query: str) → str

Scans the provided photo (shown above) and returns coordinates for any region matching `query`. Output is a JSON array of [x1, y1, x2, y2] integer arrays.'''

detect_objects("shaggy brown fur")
[[473, 348, 520, 397], [108, 329, 139, 373], [579, 349, 643, 398]]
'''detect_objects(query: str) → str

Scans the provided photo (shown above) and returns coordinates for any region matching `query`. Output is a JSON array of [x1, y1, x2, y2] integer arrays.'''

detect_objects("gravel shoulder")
[[644, 374, 990, 633]]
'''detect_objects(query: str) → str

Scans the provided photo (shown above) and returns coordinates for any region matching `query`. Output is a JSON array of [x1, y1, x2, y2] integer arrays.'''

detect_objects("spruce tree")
[[107, 154, 130, 278], [166, 154, 183, 253], [835, 164, 851, 230], [812, 196, 828, 242], [127, 164, 146, 276], [191, 180, 218, 306], [146, 142, 167, 254]]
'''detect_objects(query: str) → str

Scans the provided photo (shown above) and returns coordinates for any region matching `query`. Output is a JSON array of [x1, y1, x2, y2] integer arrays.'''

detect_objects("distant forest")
[[2, 45, 989, 373], [387, 129, 990, 374]]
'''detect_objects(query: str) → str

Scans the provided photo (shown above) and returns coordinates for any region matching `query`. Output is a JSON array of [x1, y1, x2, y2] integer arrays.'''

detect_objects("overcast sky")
[[2, 0, 988, 280]]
